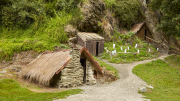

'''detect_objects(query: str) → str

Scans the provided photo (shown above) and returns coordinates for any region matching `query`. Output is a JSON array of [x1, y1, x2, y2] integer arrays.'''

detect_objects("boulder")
[[64, 24, 77, 38]]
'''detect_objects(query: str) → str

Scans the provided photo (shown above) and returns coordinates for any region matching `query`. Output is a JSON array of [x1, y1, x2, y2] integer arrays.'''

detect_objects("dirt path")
[[54, 55, 168, 101]]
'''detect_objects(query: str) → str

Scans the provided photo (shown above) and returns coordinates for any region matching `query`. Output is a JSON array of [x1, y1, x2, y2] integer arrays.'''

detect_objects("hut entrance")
[[145, 29, 147, 41], [80, 58, 86, 83], [96, 42, 99, 56]]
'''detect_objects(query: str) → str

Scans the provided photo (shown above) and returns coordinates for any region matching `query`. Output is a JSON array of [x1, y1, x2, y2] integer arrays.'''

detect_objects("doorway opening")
[[96, 42, 99, 56], [145, 29, 147, 41], [80, 58, 86, 83]]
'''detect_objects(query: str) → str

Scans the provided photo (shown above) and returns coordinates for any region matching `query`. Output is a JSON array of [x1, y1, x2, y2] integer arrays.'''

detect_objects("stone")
[[64, 24, 77, 37], [11, 66, 22, 72], [139, 87, 147, 93], [0, 70, 7, 74]]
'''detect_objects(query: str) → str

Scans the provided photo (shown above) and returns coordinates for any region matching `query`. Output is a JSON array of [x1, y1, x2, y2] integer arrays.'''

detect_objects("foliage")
[[114, 0, 141, 29], [101, 36, 158, 64], [93, 56, 119, 78], [1, 0, 45, 28], [103, 0, 141, 29], [0, 0, 82, 28], [103, 0, 116, 9], [0, 79, 82, 101], [150, 0, 180, 36], [132, 58, 180, 101], [0, 0, 83, 61], [0, 11, 72, 61]]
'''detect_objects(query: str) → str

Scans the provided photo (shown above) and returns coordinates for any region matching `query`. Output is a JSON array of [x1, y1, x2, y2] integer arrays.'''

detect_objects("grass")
[[0, 11, 73, 61], [0, 79, 82, 101], [132, 56, 180, 101], [100, 37, 159, 64], [93, 56, 119, 78]]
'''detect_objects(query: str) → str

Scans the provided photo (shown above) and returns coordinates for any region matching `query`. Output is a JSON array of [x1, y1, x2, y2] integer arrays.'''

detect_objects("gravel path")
[[54, 55, 168, 101]]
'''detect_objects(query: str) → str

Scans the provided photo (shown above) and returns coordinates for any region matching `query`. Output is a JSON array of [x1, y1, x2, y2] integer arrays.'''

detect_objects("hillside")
[[0, 0, 180, 61]]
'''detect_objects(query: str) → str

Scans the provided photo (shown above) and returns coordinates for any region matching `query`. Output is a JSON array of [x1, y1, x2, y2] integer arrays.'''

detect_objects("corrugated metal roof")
[[131, 22, 145, 34], [77, 32, 104, 41]]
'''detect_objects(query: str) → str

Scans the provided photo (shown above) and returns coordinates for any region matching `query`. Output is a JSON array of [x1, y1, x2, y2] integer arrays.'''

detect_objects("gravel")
[[54, 55, 168, 101]]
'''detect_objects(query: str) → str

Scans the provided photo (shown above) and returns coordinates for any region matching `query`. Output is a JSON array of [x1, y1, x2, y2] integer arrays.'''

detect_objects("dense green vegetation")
[[103, 0, 141, 29], [150, 0, 180, 37], [0, 79, 82, 101], [100, 32, 158, 63], [132, 56, 180, 101], [0, 0, 82, 61]]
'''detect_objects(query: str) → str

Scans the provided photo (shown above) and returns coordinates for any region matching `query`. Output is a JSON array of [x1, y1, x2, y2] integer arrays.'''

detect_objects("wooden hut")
[[131, 22, 153, 43], [20, 47, 103, 88], [77, 32, 104, 56]]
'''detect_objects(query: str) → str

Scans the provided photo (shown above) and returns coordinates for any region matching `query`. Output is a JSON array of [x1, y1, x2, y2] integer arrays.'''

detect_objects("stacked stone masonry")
[[57, 49, 97, 88], [86, 59, 96, 85]]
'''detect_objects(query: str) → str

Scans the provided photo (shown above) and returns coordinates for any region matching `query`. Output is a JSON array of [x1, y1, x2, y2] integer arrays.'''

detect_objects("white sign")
[[121, 46, 123, 51], [124, 49, 127, 53], [137, 49, 139, 53], [113, 44, 115, 49], [135, 44, 138, 48]]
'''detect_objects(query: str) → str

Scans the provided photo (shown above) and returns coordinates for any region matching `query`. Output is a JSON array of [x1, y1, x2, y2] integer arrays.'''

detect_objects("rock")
[[69, 37, 77, 43], [64, 24, 77, 37], [78, 0, 105, 32], [11, 66, 21, 72], [0, 70, 7, 74], [139, 87, 147, 93], [147, 85, 153, 89]]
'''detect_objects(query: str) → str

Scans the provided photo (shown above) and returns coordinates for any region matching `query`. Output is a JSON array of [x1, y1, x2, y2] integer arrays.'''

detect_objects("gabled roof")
[[20, 47, 102, 86], [131, 22, 146, 34], [77, 32, 104, 41], [20, 50, 71, 86]]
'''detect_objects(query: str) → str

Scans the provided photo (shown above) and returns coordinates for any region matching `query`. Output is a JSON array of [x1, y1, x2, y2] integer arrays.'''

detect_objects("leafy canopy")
[[150, 0, 180, 36]]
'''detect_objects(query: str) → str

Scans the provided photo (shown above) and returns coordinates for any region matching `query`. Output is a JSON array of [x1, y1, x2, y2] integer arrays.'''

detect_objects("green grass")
[[0, 79, 82, 101], [0, 11, 72, 61], [164, 55, 180, 71], [100, 36, 159, 64], [132, 57, 180, 101], [93, 56, 119, 78]]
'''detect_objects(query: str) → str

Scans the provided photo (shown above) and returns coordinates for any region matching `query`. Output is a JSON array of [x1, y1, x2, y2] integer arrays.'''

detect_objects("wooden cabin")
[[131, 22, 153, 43], [77, 32, 104, 56]]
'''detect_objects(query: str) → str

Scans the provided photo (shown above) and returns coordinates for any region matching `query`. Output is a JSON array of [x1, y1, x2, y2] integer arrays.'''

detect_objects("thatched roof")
[[20, 47, 102, 86], [77, 32, 104, 41], [20, 50, 71, 86], [131, 22, 145, 34]]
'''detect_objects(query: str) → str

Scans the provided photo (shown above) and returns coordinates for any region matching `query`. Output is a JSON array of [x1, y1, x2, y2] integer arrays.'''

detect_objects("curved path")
[[55, 55, 168, 101]]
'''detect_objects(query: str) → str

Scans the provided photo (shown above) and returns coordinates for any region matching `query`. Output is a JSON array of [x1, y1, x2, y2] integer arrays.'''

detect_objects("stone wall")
[[58, 49, 84, 88], [86, 59, 96, 85]]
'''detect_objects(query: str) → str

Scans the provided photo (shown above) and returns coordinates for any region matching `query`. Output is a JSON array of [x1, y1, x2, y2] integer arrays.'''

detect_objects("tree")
[[150, 0, 180, 36]]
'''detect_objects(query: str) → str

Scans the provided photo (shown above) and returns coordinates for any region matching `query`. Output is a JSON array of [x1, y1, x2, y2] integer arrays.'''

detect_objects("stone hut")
[[131, 22, 153, 43], [77, 32, 104, 56], [20, 47, 103, 88]]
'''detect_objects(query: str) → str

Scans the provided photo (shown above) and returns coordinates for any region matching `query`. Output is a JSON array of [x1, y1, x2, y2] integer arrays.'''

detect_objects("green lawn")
[[132, 56, 180, 101], [93, 56, 119, 78], [100, 38, 158, 64], [0, 79, 82, 101]]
